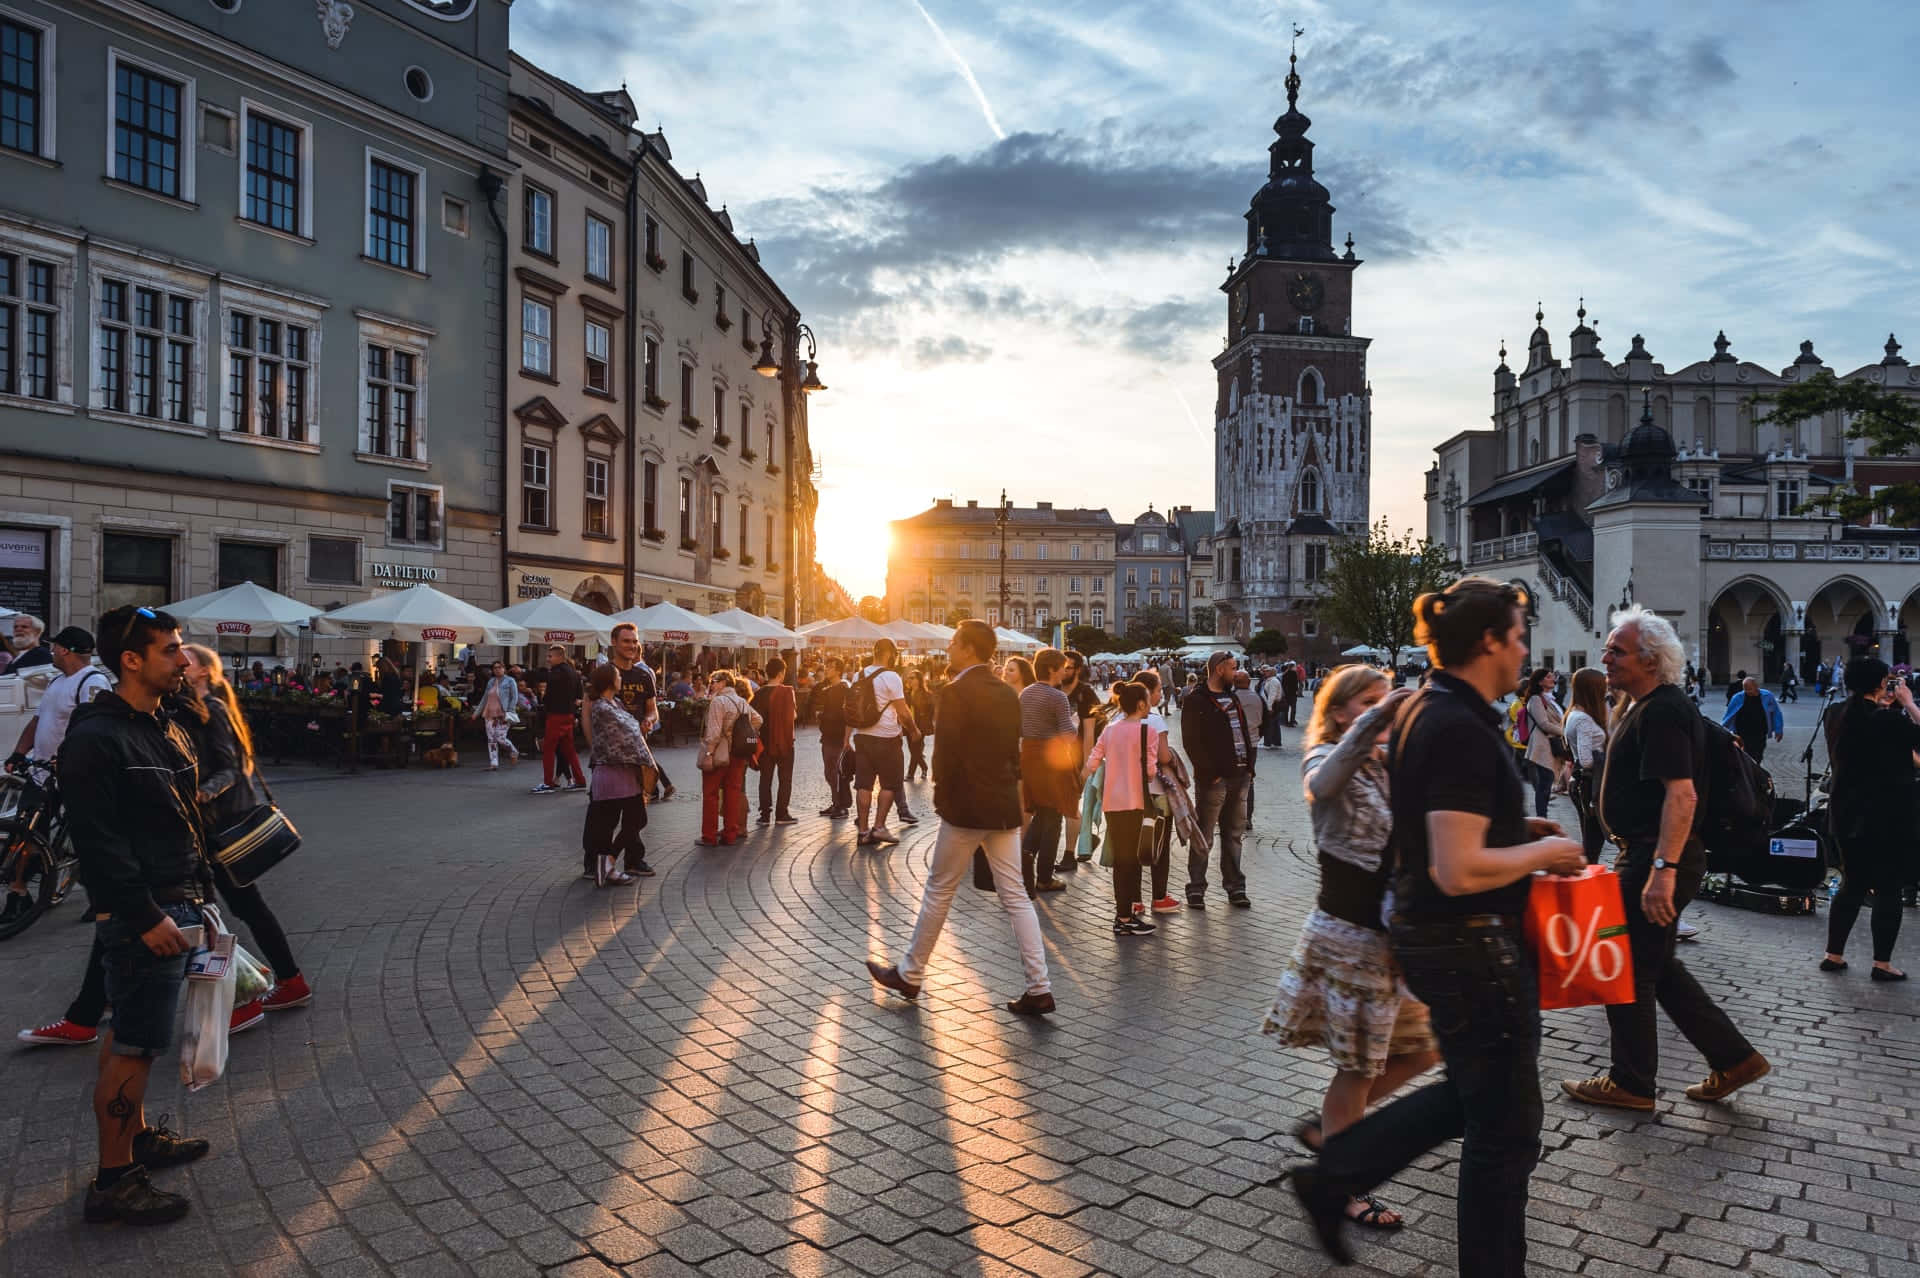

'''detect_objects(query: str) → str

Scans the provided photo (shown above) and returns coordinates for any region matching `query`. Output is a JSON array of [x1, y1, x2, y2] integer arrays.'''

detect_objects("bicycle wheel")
[[0, 829, 53, 941]]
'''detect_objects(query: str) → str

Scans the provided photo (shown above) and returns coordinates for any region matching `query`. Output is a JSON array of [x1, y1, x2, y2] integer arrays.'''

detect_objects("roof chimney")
[[1036, 501, 1052, 511], [933, 498, 952, 509], [966, 500, 978, 508]]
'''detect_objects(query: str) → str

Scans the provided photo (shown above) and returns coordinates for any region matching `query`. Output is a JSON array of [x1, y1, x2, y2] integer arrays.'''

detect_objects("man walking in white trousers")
[[863, 619, 1053, 1015]]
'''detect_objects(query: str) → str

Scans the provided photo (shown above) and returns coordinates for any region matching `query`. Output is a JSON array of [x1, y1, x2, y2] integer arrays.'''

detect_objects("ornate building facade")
[[886, 500, 1116, 633], [1210, 48, 1371, 659], [1427, 312, 1920, 681]]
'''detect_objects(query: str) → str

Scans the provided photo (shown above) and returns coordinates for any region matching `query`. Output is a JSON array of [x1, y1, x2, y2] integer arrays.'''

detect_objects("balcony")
[[1467, 532, 1537, 566]]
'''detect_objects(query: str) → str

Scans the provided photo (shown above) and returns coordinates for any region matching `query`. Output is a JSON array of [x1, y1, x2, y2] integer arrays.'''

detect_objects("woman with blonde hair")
[[697, 670, 761, 847], [1562, 668, 1610, 862], [1263, 663, 1438, 1233]]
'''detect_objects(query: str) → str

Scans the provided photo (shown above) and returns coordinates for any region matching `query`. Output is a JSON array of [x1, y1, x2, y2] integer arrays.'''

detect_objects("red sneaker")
[[16, 1018, 99, 1046], [1151, 896, 1181, 914], [261, 973, 312, 1011], [230, 999, 266, 1034]]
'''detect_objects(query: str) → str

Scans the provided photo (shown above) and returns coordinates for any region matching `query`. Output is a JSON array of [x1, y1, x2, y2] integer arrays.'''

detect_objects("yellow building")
[[887, 500, 1117, 633]]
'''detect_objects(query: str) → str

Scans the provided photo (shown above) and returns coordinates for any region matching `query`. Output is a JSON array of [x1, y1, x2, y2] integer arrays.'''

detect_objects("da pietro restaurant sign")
[[371, 562, 444, 588]]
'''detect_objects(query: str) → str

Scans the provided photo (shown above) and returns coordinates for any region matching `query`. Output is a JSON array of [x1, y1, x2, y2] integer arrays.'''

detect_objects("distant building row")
[[0, 0, 820, 652]]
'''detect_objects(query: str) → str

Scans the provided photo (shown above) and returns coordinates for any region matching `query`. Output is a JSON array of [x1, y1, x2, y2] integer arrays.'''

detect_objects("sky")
[[513, 0, 1920, 601]]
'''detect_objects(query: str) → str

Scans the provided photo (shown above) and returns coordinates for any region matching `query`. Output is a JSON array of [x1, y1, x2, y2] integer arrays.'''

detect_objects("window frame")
[[583, 455, 610, 538], [522, 180, 554, 259], [106, 48, 195, 203], [363, 147, 427, 273], [355, 310, 432, 466], [0, 218, 76, 409], [386, 480, 443, 550], [0, 7, 56, 162], [583, 316, 611, 393], [584, 212, 613, 284], [519, 294, 553, 377], [305, 534, 362, 587], [88, 246, 208, 431], [677, 474, 693, 544], [520, 440, 551, 530], [218, 278, 323, 449], [236, 98, 312, 239]]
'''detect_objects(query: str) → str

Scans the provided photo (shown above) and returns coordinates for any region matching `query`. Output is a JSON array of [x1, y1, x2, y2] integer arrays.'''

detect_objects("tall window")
[[1037, 543, 1049, 560], [642, 459, 659, 532], [738, 403, 749, 453], [677, 476, 692, 542], [738, 500, 748, 559], [584, 319, 610, 392], [520, 442, 550, 528], [1774, 477, 1802, 517], [642, 335, 660, 403], [1069, 607, 1082, 625], [523, 183, 552, 256], [765, 419, 774, 465], [643, 214, 660, 266], [584, 457, 609, 536], [680, 251, 696, 301], [1299, 468, 1321, 513], [244, 111, 301, 233], [2, 19, 45, 158], [679, 363, 694, 423], [1091, 606, 1104, 628], [1071, 543, 1082, 560], [114, 61, 183, 197], [520, 298, 551, 374], [226, 311, 310, 440], [99, 278, 193, 422], [0, 252, 56, 400], [1069, 576, 1082, 592], [709, 489, 724, 550], [367, 158, 417, 269], [585, 214, 612, 282], [1149, 567, 1160, 585], [764, 511, 774, 565], [713, 384, 725, 435], [389, 483, 439, 546], [1303, 542, 1328, 583], [363, 344, 417, 458]]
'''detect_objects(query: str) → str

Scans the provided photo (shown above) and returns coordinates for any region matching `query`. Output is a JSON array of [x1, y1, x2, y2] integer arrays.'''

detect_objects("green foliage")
[[1756, 371, 1920, 526], [857, 595, 887, 623], [1066, 625, 1118, 654], [1244, 628, 1288, 658], [1189, 605, 1216, 635], [1124, 604, 1188, 649], [1314, 520, 1458, 665]]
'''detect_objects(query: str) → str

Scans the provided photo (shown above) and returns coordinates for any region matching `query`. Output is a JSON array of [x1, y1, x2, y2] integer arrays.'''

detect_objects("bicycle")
[[0, 766, 77, 941]]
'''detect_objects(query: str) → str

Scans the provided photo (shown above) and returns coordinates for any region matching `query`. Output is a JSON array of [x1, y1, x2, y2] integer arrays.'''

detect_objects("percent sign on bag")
[[1526, 868, 1637, 1009], [1543, 906, 1628, 990]]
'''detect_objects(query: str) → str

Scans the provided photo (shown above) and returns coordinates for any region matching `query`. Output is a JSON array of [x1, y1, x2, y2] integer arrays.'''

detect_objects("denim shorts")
[[98, 900, 203, 1058]]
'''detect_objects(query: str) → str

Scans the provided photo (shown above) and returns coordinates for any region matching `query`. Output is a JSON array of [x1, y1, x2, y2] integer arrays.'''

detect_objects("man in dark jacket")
[[531, 644, 584, 794], [1181, 650, 1259, 909], [815, 659, 853, 817], [864, 619, 1054, 1015], [61, 605, 211, 1226], [752, 657, 797, 824]]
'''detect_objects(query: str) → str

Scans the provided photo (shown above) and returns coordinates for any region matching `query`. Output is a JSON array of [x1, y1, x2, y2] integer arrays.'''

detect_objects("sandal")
[[1292, 1118, 1323, 1155], [1345, 1194, 1404, 1231]]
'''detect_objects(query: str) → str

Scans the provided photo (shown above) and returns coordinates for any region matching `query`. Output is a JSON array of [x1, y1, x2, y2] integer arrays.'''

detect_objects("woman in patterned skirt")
[[1263, 664, 1440, 1232]]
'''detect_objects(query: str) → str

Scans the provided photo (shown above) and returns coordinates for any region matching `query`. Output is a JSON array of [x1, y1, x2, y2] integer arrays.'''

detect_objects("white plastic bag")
[[179, 904, 235, 1092], [233, 944, 272, 1004]]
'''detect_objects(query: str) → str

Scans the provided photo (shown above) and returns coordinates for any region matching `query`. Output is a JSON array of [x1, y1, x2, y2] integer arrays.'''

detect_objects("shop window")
[[101, 530, 173, 613]]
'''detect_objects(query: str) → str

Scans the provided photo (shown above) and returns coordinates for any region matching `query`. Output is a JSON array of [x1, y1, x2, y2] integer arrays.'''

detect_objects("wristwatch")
[[1652, 857, 1678, 871]]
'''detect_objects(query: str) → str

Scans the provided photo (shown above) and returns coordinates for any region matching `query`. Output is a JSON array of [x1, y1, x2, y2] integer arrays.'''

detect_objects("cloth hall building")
[[1426, 310, 1920, 682]]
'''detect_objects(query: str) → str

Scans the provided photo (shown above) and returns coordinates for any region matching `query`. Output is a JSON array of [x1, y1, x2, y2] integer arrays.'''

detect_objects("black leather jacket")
[[59, 692, 208, 933]]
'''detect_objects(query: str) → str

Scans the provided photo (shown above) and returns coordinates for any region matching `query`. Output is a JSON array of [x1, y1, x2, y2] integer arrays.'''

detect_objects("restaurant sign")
[[371, 561, 443, 588], [516, 571, 555, 600]]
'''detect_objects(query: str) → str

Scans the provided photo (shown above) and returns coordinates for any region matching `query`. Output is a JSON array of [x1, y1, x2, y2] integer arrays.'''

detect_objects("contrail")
[[1156, 369, 1209, 442], [908, 0, 1007, 141]]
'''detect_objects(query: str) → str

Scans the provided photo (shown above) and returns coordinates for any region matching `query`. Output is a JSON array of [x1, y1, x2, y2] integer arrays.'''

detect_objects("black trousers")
[[1316, 921, 1543, 1277], [1738, 733, 1767, 765], [1022, 806, 1062, 890], [757, 747, 794, 818], [1828, 836, 1905, 963], [1569, 770, 1604, 863], [1606, 856, 1755, 1097], [906, 733, 929, 780], [582, 795, 648, 875]]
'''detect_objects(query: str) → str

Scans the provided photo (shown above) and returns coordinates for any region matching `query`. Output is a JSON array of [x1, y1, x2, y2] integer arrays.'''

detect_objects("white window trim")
[[354, 309, 433, 467], [0, 215, 78, 411], [523, 180, 554, 257], [105, 47, 196, 203], [520, 295, 552, 376], [521, 440, 551, 529], [218, 276, 324, 450], [236, 97, 314, 240], [0, 5, 56, 162], [441, 194, 468, 237], [362, 146, 428, 274], [87, 244, 211, 432], [386, 479, 444, 551], [583, 455, 610, 536], [584, 212, 613, 283]]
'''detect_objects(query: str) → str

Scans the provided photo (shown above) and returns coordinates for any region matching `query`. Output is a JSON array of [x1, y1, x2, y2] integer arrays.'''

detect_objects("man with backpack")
[[1561, 606, 1769, 1113], [847, 638, 916, 848]]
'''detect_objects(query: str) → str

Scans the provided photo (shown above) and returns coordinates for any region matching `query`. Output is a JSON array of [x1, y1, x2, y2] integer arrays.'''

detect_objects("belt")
[[1390, 912, 1520, 932]]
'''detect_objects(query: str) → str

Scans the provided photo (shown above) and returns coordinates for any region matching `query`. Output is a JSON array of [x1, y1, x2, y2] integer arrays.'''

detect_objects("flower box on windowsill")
[[714, 433, 732, 448], [741, 448, 758, 463], [765, 561, 779, 574], [643, 393, 669, 413], [680, 415, 702, 432], [712, 547, 731, 561], [741, 333, 758, 354], [715, 312, 732, 331], [679, 537, 699, 552], [765, 462, 781, 475], [682, 287, 699, 305], [643, 528, 667, 543], [741, 554, 756, 567], [645, 252, 667, 273]]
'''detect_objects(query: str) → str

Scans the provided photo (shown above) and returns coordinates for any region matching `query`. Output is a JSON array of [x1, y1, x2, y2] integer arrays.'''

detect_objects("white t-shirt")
[[32, 664, 112, 762], [1145, 710, 1169, 795], [857, 665, 908, 738]]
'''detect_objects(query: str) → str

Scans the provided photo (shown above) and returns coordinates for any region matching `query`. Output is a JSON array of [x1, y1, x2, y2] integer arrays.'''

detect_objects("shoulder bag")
[[211, 775, 301, 889], [1530, 701, 1572, 761]]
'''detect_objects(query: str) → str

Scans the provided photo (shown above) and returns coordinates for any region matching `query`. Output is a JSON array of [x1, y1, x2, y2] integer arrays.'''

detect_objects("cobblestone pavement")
[[1, 700, 1915, 1277]]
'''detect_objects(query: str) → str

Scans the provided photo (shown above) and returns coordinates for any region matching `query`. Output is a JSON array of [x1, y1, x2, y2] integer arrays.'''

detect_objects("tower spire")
[[1286, 24, 1304, 109]]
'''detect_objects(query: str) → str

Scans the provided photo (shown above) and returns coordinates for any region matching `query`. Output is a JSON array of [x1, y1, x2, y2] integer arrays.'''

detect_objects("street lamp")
[[755, 320, 826, 394], [996, 489, 1010, 628], [754, 316, 828, 629]]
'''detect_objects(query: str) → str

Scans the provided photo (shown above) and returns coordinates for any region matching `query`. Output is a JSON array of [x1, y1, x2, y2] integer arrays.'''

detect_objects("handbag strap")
[[1139, 721, 1150, 806]]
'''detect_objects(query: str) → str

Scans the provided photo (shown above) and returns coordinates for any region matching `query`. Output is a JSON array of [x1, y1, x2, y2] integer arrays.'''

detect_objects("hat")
[[48, 625, 94, 654]]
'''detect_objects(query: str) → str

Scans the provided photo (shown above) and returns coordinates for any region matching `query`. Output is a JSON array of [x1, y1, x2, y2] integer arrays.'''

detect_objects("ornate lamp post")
[[754, 319, 826, 627], [996, 489, 1010, 628]]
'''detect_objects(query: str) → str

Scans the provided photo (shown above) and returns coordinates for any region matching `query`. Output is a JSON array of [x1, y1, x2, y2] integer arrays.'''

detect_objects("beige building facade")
[[886, 500, 1117, 632]]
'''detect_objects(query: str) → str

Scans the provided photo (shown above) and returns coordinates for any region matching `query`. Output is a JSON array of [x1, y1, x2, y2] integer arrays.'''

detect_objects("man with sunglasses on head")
[[60, 605, 213, 1225]]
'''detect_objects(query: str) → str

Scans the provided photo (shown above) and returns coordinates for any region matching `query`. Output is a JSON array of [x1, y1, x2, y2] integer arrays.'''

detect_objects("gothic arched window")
[[1298, 368, 1322, 406], [1299, 468, 1321, 514]]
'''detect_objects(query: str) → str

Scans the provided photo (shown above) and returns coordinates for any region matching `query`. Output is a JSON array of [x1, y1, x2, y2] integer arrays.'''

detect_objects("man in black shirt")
[[1294, 578, 1583, 1275], [531, 645, 584, 794], [1562, 607, 1767, 1111], [1180, 652, 1259, 908], [815, 659, 853, 817]]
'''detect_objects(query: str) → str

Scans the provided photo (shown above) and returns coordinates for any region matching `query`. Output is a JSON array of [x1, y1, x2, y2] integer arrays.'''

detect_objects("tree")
[[1189, 605, 1216, 635], [1244, 628, 1288, 658], [1314, 520, 1458, 665], [1756, 370, 1920, 525], [857, 595, 887, 623], [1124, 604, 1188, 650], [1066, 624, 1117, 654]]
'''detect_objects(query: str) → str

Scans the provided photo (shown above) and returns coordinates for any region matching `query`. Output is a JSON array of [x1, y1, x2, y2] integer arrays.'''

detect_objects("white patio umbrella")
[[799, 616, 891, 647], [491, 594, 615, 646], [606, 601, 744, 645], [880, 618, 946, 652], [311, 584, 530, 646], [707, 607, 801, 650], [1341, 643, 1389, 659], [994, 626, 1042, 654], [163, 580, 318, 640]]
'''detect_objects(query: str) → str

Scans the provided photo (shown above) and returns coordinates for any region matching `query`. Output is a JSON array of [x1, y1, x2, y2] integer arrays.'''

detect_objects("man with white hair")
[[1561, 605, 1768, 1113], [8, 613, 51, 671]]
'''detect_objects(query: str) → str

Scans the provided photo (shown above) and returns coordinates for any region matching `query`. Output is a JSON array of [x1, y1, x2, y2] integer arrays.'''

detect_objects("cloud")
[[912, 335, 994, 365]]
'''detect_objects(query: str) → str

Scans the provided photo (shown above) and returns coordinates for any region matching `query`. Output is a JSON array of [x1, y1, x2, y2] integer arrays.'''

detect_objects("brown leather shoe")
[[864, 961, 921, 999], [1560, 1075, 1655, 1112], [1685, 1052, 1769, 1102], [1005, 991, 1055, 1016]]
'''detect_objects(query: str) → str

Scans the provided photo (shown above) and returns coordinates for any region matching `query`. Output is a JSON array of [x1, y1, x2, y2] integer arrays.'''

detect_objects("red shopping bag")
[[1524, 865, 1636, 1010]]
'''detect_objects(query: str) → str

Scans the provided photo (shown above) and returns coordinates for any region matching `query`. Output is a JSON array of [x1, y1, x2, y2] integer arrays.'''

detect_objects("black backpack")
[[1698, 715, 1774, 863], [729, 699, 759, 762], [845, 668, 884, 731]]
